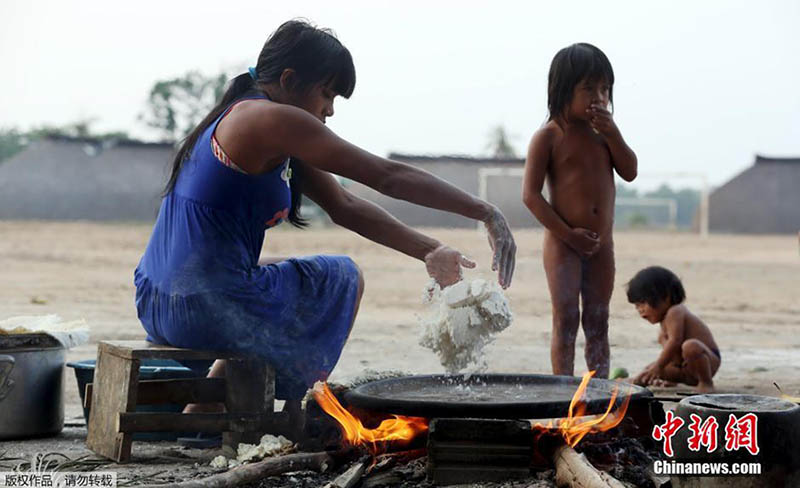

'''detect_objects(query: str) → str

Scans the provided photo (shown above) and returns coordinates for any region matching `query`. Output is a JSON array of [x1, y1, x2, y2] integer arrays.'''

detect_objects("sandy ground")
[[1, 221, 798, 484]]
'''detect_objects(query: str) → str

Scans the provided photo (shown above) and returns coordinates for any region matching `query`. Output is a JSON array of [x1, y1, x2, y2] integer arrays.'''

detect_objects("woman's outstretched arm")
[[302, 163, 514, 288], [236, 101, 515, 286], [268, 104, 489, 217]]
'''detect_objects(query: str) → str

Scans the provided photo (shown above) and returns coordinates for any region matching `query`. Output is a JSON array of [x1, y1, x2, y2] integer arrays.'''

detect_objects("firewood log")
[[137, 451, 334, 488], [553, 445, 627, 488], [323, 458, 370, 488]]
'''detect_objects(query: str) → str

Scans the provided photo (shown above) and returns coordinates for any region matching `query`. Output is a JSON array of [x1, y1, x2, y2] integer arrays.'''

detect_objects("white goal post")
[[477, 167, 709, 236], [631, 172, 710, 237], [616, 197, 678, 230]]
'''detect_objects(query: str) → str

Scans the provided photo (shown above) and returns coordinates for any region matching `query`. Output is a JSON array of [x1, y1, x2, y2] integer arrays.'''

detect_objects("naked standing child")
[[523, 43, 637, 378]]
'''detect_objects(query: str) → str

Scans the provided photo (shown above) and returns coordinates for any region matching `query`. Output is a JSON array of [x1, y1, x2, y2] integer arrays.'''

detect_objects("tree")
[[616, 183, 639, 198], [644, 184, 701, 229], [485, 125, 518, 158], [140, 70, 228, 142], [27, 118, 127, 140], [0, 127, 29, 163], [628, 212, 649, 228], [0, 121, 130, 164]]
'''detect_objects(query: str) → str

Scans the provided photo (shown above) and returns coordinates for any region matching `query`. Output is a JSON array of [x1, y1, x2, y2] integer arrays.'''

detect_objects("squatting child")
[[523, 43, 637, 378], [627, 266, 721, 393]]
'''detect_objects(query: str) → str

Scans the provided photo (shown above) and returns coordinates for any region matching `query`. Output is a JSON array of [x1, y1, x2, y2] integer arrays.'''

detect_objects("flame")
[[312, 382, 428, 453], [533, 371, 633, 447]]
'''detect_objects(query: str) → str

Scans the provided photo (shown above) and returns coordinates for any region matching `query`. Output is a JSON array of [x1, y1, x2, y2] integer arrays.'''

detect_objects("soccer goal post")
[[616, 197, 678, 230], [620, 171, 710, 237]]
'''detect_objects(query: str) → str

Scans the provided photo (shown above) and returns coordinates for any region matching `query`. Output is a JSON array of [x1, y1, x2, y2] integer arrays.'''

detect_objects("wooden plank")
[[86, 352, 139, 463], [223, 359, 274, 447], [83, 383, 93, 410], [99, 340, 258, 361], [117, 411, 289, 433], [84, 378, 226, 409], [137, 377, 225, 404]]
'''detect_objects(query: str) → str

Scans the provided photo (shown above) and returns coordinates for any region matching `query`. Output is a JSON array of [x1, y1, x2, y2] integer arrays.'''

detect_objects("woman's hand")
[[424, 245, 476, 288], [483, 206, 516, 289]]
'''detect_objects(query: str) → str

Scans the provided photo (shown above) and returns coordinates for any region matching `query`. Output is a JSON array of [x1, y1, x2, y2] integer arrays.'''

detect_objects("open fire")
[[533, 371, 634, 447], [312, 371, 632, 453], [311, 382, 428, 454], [311, 374, 640, 486]]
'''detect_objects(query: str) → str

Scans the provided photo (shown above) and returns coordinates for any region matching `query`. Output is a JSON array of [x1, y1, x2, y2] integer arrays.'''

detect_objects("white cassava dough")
[[418, 278, 512, 373], [210, 434, 294, 469]]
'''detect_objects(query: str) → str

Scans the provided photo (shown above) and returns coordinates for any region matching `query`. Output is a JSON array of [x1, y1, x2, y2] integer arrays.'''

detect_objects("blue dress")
[[134, 95, 361, 399]]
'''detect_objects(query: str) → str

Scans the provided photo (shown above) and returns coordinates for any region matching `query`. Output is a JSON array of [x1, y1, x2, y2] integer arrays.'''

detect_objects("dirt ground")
[[1, 221, 798, 485]]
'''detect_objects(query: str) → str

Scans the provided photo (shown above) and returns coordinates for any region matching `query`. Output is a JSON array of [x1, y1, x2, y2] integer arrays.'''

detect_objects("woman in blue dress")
[[135, 20, 516, 418]]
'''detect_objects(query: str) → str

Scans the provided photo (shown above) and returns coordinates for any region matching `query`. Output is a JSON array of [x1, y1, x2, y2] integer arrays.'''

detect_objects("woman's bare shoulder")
[[222, 98, 326, 152], [228, 99, 311, 128]]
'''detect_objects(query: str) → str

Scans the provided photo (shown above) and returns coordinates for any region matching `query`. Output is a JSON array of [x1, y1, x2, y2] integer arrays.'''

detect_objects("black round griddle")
[[344, 374, 651, 419]]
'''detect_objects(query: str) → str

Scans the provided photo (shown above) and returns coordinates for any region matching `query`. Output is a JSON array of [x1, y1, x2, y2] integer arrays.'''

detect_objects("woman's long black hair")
[[164, 19, 356, 227], [547, 43, 614, 122]]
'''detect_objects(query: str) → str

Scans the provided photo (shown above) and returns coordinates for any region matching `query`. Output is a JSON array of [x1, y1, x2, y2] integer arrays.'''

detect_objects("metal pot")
[[0, 333, 65, 440]]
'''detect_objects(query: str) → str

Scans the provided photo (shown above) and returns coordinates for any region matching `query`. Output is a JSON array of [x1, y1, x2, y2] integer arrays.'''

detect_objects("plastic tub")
[[67, 359, 209, 441]]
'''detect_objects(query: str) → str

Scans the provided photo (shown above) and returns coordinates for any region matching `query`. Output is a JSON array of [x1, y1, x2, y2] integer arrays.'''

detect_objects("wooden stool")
[[86, 340, 290, 463]]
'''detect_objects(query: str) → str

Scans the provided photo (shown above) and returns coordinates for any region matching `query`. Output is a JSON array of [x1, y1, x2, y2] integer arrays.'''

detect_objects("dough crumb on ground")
[[210, 434, 294, 469]]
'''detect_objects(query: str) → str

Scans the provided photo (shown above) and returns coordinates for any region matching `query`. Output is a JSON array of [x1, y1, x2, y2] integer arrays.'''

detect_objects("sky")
[[2, 0, 799, 189]]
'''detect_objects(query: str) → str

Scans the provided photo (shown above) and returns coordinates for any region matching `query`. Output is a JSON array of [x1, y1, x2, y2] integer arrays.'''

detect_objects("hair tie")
[[248, 66, 258, 81]]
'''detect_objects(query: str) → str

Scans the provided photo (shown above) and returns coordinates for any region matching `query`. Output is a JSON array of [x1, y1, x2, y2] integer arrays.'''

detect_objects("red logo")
[[652, 412, 759, 457], [687, 413, 719, 453], [652, 411, 685, 457], [724, 413, 759, 455]]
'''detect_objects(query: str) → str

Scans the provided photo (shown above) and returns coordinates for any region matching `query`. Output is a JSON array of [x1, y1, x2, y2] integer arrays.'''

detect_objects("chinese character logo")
[[724, 413, 759, 455], [652, 411, 685, 457], [687, 413, 719, 453], [652, 412, 759, 457]]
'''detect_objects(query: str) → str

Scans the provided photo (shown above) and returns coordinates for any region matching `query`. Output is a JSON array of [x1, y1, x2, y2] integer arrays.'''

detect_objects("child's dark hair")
[[164, 19, 356, 227], [547, 43, 614, 121], [626, 266, 686, 307]]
